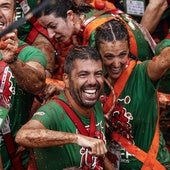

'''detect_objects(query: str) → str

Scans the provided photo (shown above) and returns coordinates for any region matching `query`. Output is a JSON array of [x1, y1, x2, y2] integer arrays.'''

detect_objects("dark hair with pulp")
[[95, 19, 129, 50], [43, 0, 92, 18], [64, 46, 102, 75]]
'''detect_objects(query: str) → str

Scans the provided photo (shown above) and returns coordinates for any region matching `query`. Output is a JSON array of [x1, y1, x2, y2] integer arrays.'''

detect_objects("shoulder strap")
[[26, 20, 55, 47], [54, 98, 96, 137], [103, 60, 137, 114], [17, 0, 55, 48], [112, 114, 165, 170], [141, 98, 163, 169]]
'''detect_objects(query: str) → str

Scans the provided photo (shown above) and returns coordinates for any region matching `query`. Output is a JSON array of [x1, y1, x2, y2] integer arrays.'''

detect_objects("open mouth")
[[83, 89, 98, 100], [0, 22, 5, 30], [109, 67, 122, 75]]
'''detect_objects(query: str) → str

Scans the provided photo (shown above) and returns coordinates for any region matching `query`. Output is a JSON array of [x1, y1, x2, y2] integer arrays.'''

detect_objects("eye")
[[95, 71, 103, 77], [47, 23, 57, 29], [104, 54, 114, 60], [0, 3, 10, 10], [119, 52, 128, 58], [78, 72, 88, 78]]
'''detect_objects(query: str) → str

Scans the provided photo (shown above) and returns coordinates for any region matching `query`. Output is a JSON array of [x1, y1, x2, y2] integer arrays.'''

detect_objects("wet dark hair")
[[95, 19, 129, 50], [64, 46, 102, 75], [43, 0, 93, 18]]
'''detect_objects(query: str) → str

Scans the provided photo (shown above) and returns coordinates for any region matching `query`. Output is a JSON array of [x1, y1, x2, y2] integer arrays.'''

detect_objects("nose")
[[111, 58, 120, 67], [88, 74, 97, 85], [47, 28, 55, 39]]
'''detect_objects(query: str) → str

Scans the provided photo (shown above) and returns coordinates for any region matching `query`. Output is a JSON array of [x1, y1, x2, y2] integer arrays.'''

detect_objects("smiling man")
[[15, 46, 114, 170]]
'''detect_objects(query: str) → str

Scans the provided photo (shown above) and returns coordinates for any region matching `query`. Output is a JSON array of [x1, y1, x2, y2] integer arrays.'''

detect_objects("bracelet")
[[6, 55, 17, 64]]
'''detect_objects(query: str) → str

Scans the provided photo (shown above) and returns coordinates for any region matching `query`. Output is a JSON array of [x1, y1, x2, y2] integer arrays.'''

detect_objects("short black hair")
[[64, 45, 102, 75]]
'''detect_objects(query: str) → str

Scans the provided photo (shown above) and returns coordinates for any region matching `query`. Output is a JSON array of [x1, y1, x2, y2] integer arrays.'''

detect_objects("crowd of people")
[[1, 0, 170, 169]]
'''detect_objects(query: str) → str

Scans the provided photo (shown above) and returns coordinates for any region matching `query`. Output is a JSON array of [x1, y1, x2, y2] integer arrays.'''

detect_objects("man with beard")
[[15, 46, 114, 170]]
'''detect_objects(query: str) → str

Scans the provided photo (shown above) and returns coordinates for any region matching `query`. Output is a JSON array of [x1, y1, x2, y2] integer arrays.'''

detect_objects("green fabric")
[[0, 40, 46, 169], [0, 107, 8, 129], [16, 0, 39, 41], [120, 13, 154, 61], [17, 41, 46, 67], [31, 93, 106, 170], [155, 38, 170, 93], [155, 38, 170, 55], [84, 9, 112, 47], [106, 61, 170, 169]]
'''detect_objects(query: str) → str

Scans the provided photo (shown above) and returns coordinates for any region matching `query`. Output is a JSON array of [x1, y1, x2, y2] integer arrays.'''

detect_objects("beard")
[[69, 80, 101, 108]]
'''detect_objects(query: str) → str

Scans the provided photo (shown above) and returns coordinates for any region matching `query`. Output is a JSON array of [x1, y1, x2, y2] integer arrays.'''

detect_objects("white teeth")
[[0, 23, 4, 28], [111, 68, 121, 73], [84, 90, 96, 94], [111, 67, 120, 71]]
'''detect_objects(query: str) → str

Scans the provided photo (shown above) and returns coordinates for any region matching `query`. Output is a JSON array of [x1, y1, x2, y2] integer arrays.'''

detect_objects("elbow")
[[15, 129, 32, 147], [15, 131, 25, 146], [15, 135, 21, 145]]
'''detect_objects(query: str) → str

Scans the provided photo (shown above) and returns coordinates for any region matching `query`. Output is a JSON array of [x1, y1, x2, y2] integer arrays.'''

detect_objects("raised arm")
[[140, 0, 168, 34], [147, 46, 170, 81], [1, 31, 46, 95], [8, 60, 45, 95]]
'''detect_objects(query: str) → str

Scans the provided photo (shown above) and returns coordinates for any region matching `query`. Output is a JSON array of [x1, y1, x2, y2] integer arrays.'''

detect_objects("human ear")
[[66, 10, 74, 22], [63, 73, 69, 88]]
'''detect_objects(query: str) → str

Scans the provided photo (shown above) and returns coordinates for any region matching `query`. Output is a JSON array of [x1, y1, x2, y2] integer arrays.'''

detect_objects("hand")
[[76, 134, 107, 156], [43, 78, 65, 101], [43, 83, 59, 101], [148, 0, 167, 6], [0, 30, 19, 63]]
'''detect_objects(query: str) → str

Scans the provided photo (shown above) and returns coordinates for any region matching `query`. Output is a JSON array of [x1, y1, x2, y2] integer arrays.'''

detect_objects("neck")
[[107, 76, 117, 86], [65, 90, 93, 117]]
